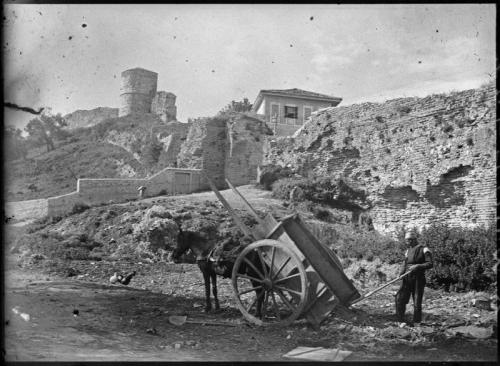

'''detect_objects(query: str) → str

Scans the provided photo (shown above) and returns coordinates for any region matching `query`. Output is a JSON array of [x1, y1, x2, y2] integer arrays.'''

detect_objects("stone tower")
[[119, 68, 158, 117], [152, 91, 177, 122]]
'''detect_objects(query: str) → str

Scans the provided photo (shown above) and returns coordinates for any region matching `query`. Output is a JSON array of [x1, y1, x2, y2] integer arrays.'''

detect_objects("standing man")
[[395, 230, 433, 324]]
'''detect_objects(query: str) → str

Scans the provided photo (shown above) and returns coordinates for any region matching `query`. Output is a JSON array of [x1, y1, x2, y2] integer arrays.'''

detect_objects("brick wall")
[[263, 82, 496, 234], [225, 114, 273, 186], [178, 114, 271, 188], [177, 117, 228, 188]]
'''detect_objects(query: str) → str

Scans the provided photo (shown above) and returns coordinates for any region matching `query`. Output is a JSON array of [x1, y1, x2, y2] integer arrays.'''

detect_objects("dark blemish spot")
[[4, 103, 44, 115], [38, 11, 42, 16], [310, 16, 314, 21], [19, 51, 22, 55], [175, 17, 178, 20], [272, 61, 275, 64], [173, 35, 176, 39], [82, 23, 87, 28], [68, 36, 73, 40], [418, 60, 422, 64], [211, 70, 215, 73], [436, 29, 439, 33], [62, 55, 65, 58], [290, 44, 293, 47], [185, 59, 188, 62], [367, 48, 370, 52], [114, 75, 116, 78]]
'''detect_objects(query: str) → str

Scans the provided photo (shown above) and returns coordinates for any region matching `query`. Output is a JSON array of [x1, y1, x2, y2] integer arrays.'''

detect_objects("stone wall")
[[263, 82, 496, 234], [177, 117, 228, 188], [156, 121, 189, 168], [152, 91, 177, 122], [225, 114, 273, 186], [6, 168, 205, 221], [178, 114, 271, 188]]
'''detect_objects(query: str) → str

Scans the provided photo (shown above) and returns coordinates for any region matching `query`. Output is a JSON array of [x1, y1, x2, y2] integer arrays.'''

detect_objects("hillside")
[[5, 113, 189, 202], [64, 107, 119, 129]]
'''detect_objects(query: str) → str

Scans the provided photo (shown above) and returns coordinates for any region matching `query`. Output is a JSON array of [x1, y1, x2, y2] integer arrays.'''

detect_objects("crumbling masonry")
[[263, 82, 496, 234], [119, 67, 177, 122]]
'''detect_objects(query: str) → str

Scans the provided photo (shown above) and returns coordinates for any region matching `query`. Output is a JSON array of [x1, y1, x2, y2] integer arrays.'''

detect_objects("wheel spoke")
[[238, 285, 263, 296], [262, 291, 269, 319], [274, 272, 302, 284], [268, 246, 276, 279], [246, 289, 264, 313], [243, 257, 265, 280], [256, 249, 268, 277], [271, 291, 281, 321], [236, 273, 264, 283], [275, 288, 297, 313], [272, 256, 291, 281], [274, 285, 304, 296]]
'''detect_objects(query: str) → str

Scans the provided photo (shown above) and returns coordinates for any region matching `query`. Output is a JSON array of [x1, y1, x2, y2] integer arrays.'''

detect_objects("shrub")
[[420, 223, 496, 292], [396, 105, 412, 115], [272, 176, 368, 211], [257, 164, 294, 190], [442, 124, 454, 133], [71, 203, 90, 214]]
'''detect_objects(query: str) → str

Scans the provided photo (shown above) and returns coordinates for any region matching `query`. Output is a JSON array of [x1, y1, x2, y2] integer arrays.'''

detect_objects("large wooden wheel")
[[231, 239, 309, 326]]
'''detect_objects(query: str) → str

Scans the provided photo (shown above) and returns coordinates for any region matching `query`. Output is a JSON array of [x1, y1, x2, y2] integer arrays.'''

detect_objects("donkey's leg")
[[254, 282, 264, 318], [199, 262, 212, 313], [211, 269, 220, 311]]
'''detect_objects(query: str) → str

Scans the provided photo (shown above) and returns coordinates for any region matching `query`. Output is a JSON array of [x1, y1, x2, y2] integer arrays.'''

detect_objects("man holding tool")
[[395, 230, 433, 325]]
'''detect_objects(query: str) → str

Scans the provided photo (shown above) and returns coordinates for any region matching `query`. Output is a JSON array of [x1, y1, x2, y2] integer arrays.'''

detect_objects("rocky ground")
[[3, 187, 498, 362]]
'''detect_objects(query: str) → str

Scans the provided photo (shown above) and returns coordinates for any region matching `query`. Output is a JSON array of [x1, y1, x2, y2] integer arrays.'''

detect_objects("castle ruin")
[[119, 67, 177, 122]]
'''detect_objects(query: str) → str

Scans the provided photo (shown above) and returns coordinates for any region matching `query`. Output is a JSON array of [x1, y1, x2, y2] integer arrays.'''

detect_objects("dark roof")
[[260, 88, 340, 100], [252, 88, 342, 111]]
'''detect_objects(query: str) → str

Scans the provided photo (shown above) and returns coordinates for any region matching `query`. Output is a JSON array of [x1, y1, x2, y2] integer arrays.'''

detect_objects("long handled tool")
[[349, 271, 411, 306]]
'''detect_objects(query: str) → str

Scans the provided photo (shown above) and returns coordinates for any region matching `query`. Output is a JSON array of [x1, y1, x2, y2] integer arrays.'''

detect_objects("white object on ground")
[[283, 347, 352, 362]]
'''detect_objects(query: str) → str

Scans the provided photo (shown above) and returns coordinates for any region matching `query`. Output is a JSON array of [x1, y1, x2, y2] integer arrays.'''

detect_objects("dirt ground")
[[4, 258, 498, 362], [3, 187, 498, 362]]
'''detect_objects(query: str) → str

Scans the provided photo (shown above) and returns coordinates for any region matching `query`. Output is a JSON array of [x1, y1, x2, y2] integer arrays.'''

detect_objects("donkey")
[[171, 228, 265, 315]]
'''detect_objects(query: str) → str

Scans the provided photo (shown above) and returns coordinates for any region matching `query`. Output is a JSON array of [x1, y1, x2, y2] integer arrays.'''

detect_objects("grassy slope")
[[5, 114, 168, 202]]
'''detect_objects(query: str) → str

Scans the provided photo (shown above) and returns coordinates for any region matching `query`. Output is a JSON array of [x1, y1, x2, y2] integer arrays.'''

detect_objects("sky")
[[3, 4, 496, 129]]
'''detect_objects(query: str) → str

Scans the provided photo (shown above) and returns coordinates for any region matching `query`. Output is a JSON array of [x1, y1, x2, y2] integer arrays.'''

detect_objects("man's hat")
[[405, 231, 417, 239]]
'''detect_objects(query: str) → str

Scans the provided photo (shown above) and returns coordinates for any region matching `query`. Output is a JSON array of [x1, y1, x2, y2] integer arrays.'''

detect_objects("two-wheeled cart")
[[206, 176, 362, 327]]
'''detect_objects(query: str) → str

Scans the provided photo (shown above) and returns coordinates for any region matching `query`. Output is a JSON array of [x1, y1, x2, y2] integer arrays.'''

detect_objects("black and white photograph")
[[3, 3, 497, 362]]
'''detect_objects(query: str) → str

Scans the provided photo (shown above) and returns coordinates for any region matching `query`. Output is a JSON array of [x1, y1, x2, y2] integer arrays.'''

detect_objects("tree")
[[24, 113, 68, 152], [218, 97, 253, 115], [4, 126, 28, 160]]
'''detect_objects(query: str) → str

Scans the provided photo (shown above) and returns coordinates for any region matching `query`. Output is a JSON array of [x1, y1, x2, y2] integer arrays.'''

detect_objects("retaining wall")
[[6, 167, 205, 221]]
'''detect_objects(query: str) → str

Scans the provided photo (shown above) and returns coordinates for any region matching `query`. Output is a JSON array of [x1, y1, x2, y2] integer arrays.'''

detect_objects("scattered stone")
[[185, 340, 196, 346], [146, 327, 158, 335], [20, 313, 30, 322], [446, 325, 493, 339], [174, 342, 182, 350], [471, 297, 492, 311], [73, 309, 79, 316]]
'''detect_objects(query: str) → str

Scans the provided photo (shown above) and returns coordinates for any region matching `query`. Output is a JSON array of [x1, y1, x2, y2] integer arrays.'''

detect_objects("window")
[[270, 103, 279, 123], [284, 105, 298, 119], [304, 106, 312, 121]]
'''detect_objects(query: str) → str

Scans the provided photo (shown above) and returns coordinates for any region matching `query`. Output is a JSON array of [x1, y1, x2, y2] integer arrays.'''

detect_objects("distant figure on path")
[[137, 186, 147, 199]]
